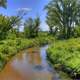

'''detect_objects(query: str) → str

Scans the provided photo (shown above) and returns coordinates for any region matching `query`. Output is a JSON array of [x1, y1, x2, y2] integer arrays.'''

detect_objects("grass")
[[47, 38, 80, 79]]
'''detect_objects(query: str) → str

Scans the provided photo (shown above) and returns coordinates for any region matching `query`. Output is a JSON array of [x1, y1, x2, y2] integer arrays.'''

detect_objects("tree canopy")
[[45, 0, 80, 38], [0, 0, 7, 8], [24, 17, 40, 38]]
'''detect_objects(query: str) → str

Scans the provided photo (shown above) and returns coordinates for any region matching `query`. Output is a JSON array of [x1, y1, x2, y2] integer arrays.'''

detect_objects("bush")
[[47, 38, 80, 78], [74, 26, 80, 38]]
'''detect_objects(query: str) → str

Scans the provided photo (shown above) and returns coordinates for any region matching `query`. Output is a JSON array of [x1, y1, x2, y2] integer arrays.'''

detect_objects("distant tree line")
[[24, 17, 40, 38], [1, 0, 80, 40]]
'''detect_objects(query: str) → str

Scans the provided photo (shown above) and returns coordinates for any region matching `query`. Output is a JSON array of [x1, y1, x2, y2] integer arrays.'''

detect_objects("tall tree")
[[0, 15, 12, 39], [9, 16, 22, 37], [24, 17, 40, 38], [45, 0, 80, 38], [0, 0, 7, 8], [24, 18, 34, 38], [9, 16, 21, 27], [34, 17, 40, 36], [16, 8, 28, 32], [46, 16, 54, 34]]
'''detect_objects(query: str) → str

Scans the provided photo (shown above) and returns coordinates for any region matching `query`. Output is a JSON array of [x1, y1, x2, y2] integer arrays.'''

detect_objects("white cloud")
[[16, 8, 31, 12]]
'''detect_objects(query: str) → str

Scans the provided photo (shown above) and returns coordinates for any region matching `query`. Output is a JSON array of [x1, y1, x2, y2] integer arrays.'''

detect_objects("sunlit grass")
[[47, 38, 80, 78]]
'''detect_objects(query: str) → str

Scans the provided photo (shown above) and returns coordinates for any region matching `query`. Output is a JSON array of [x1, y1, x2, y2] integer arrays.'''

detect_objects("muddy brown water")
[[0, 45, 61, 80]]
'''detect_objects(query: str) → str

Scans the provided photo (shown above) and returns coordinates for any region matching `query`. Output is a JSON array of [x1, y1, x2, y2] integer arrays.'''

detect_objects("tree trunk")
[[66, 27, 72, 39], [49, 27, 53, 34]]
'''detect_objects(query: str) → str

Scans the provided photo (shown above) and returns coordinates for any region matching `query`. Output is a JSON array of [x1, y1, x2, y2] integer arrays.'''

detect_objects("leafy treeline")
[[0, 15, 21, 40], [0, 15, 41, 40], [0, 0, 41, 40], [45, 0, 80, 39]]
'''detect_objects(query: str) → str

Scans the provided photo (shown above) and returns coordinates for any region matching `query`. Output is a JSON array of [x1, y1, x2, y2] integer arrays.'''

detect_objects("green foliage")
[[24, 17, 40, 38], [24, 18, 34, 38], [45, 0, 80, 39], [0, 14, 23, 40], [74, 26, 80, 38], [0, 15, 12, 40], [9, 16, 22, 28], [7, 32, 17, 40], [47, 38, 80, 77], [0, 0, 7, 8], [34, 17, 40, 36]]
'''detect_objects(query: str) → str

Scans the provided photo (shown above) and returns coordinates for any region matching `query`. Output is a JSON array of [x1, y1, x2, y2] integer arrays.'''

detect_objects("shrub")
[[47, 38, 80, 78]]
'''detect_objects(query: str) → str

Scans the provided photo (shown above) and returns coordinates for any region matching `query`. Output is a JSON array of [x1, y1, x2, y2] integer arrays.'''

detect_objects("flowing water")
[[0, 45, 61, 80]]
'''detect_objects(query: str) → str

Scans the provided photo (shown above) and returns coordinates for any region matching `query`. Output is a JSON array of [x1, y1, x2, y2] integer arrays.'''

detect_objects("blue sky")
[[0, 0, 49, 31]]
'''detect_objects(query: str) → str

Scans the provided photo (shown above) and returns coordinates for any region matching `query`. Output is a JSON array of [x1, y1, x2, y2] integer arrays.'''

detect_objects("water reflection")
[[27, 48, 41, 65], [0, 45, 60, 80]]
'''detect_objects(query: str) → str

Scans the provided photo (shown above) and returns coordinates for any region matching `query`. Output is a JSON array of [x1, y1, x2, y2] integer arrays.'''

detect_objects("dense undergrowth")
[[47, 38, 80, 79], [0, 35, 54, 70]]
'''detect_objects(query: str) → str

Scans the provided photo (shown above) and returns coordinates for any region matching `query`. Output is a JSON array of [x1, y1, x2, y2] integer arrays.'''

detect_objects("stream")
[[0, 45, 68, 80]]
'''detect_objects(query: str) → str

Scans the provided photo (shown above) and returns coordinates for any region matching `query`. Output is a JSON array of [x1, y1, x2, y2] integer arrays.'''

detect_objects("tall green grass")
[[47, 38, 80, 78]]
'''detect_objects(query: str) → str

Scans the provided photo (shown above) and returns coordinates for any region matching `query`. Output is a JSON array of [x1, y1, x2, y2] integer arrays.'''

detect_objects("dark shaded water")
[[0, 45, 61, 80]]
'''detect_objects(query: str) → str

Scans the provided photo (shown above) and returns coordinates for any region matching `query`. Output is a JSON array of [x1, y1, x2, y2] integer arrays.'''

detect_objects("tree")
[[8, 8, 28, 38], [45, 0, 80, 39], [46, 16, 54, 34], [24, 18, 34, 38], [14, 8, 28, 37], [24, 17, 40, 38], [34, 17, 40, 36], [0, 15, 12, 39], [0, 14, 22, 40], [9, 16, 22, 34], [0, 0, 7, 8], [74, 26, 80, 38], [9, 16, 21, 27]]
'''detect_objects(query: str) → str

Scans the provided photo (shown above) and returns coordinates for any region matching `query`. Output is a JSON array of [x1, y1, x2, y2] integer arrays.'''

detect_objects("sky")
[[0, 0, 49, 31]]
